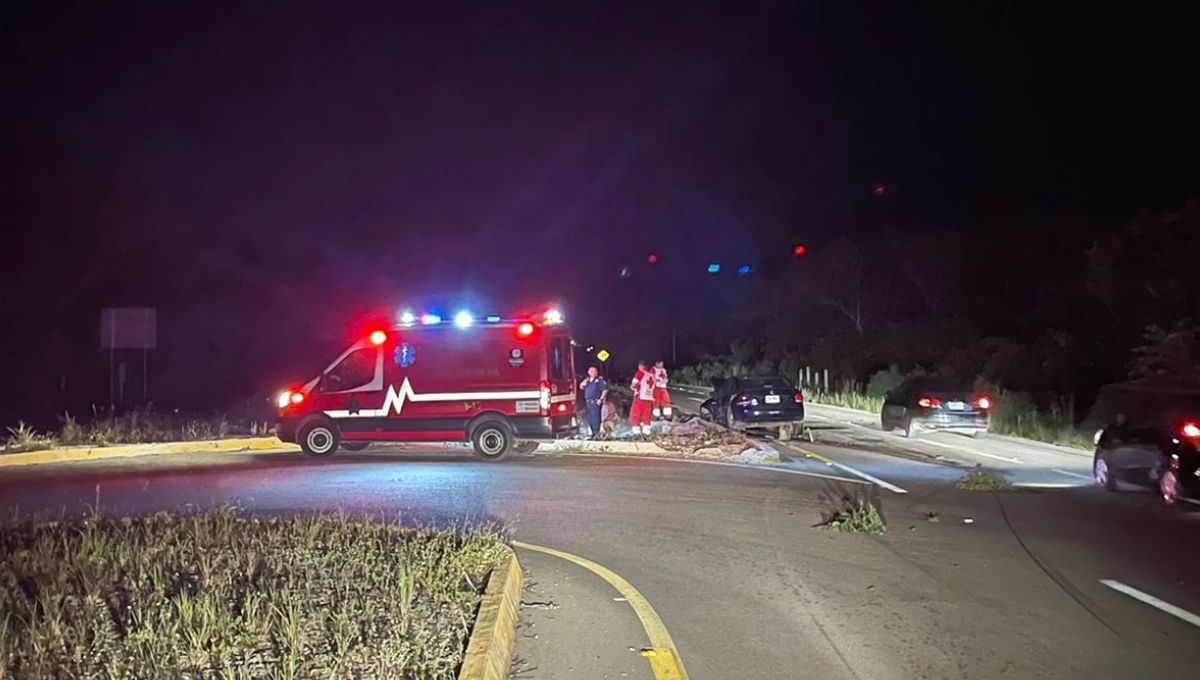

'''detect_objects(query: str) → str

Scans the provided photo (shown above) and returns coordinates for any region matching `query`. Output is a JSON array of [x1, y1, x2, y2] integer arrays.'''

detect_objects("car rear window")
[[742, 377, 794, 390], [908, 377, 970, 393]]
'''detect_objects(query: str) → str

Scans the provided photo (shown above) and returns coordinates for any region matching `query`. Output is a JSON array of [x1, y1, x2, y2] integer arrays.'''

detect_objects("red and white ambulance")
[[276, 309, 578, 460]]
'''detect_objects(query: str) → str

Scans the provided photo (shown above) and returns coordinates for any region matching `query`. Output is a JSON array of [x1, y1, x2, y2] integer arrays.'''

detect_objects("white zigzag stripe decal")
[[324, 378, 541, 419]]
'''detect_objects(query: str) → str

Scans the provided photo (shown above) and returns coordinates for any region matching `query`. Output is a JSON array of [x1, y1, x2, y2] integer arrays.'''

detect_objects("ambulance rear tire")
[[299, 420, 340, 457], [471, 422, 513, 461], [341, 441, 370, 452]]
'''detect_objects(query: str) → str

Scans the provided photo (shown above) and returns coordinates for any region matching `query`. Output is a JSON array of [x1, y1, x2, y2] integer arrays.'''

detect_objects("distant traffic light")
[[647, 252, 659, 264], [872, 182, 886, 197], [793, 244, 807, 257], [707, 263, 721, 274]]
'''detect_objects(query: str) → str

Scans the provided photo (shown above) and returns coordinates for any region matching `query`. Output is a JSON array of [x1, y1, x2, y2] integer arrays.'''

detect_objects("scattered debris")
[[520, 600, 560, 610], [926, 511, 940, 522], [963, 517, 975, 524], [955, 465, 1013, 491], [822, 498, 887, 535]]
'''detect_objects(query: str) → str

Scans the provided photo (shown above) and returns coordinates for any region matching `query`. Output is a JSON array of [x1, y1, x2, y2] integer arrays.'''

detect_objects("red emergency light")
[[517, 322, 535, 337], [369, 330, 387, 345]]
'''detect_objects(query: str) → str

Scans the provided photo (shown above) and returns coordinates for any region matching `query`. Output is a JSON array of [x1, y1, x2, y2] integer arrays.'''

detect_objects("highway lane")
[[668, 385, 1096, 488], [2, 448, 1198, 679]]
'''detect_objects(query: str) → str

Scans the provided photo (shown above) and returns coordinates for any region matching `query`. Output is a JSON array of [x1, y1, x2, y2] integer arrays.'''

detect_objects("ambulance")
[[276, 308, 578, 460]]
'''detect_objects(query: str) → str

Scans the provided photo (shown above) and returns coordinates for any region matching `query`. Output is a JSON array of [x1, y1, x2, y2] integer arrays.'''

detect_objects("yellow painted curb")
[[459, 547, 523, 680], [0, 437, 298, 469]]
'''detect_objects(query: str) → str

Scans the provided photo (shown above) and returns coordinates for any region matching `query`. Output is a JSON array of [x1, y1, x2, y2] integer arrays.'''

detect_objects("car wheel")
[[1093, 454, 1117, 492], [471, 422, 513, 461], [1159, 469, 1179, 506], [699, 406, 713, 421], [299, 420, 340, 457], [903, 417, 920, 439], [778, 423, 793, 441], [340, 441, 370, 452]]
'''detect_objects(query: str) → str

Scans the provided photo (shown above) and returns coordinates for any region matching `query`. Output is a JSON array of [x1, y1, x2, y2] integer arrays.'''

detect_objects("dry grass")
[[0, 508, 507, 679]]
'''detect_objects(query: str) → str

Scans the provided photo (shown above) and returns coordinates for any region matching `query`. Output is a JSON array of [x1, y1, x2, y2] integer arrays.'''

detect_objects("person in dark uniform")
[[579, 365, 608, 439]]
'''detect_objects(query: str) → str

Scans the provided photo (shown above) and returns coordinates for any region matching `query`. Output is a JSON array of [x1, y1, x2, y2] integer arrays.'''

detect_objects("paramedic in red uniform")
[[652, 359, 671, 419], [630, 360, 656, 436]]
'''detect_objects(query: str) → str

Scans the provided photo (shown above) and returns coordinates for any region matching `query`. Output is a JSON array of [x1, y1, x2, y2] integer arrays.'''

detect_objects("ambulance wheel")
[[471, 422, 513, 461], [513, 440, 539, 455], [341, 441, 370, 452], [299, 420, 340, 457]]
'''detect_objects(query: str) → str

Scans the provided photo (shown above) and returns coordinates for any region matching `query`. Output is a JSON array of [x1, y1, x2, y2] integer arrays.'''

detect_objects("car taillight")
[[735, 394, 752, 406], [794, 393, 804, 403], [976, 396, 991, 409], [1181, 421, 1200, 439], [917, 396, 940, 408], [539, 380, 551, 412]]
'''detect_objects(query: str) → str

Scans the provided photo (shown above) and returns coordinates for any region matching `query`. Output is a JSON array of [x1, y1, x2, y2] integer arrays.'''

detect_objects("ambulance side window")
[[322, 348, 377, 392]]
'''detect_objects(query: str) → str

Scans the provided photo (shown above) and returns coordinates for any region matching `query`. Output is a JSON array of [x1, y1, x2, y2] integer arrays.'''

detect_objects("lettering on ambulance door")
[[321, 347, 379, 393]]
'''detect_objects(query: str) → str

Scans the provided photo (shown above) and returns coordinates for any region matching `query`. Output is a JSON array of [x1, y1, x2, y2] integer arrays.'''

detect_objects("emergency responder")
[[629, 360, 656, 436], [579, 366, 607, 439], [652, 359, 672, 420]]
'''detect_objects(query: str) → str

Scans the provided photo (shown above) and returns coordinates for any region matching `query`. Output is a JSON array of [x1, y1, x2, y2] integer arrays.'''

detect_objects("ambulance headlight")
[[277, 391, 292, 409]]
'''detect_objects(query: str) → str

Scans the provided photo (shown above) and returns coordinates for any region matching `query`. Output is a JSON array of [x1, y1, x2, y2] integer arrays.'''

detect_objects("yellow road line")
[[512, 540, 689, 680]]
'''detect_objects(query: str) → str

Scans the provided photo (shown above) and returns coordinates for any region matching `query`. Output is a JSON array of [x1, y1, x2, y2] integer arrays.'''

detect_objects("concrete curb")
[[459, 547, 523, 680], [0, 437, 296, 468]]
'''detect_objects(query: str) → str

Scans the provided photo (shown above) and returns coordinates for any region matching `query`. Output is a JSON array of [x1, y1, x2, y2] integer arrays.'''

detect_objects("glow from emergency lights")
[[1182, 422, 1200, 439], [399, 310, 416, 325], [421, 313, 442, 325], [454, 311, 474, 328], [369, 330, 387, 345], [517, 322, 535, 337], [486, 315, 502, 323], [707, 263, 721, 274], [290, 392, 305, 404], [543, 308, 564, 325], [737, 264, 752, 275]]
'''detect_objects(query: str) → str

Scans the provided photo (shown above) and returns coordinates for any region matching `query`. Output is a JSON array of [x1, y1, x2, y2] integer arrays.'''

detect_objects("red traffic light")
[[872, 183, 886, 197], [793, 244, 807, 257], [647, 252, 659, 264]]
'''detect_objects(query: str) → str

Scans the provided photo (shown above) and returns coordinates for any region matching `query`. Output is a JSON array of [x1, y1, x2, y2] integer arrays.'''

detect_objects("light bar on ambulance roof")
[[399, 310, 416, 326], [454, 311, 474, 328], [486, 315, 502, 323], [421, 313, 442, 325], [542, 308, 564, 325]]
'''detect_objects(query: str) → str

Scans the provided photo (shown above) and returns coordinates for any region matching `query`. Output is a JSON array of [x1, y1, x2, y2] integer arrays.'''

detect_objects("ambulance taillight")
[[539, 380, 551, 413]]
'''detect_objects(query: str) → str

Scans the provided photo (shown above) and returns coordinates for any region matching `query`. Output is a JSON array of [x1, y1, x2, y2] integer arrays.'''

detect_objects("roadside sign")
[[596, 349, 611, 362], [100, 308, 157, 349]]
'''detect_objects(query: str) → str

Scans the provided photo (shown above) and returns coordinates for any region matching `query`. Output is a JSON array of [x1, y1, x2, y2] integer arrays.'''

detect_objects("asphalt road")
[[2, 435, 1199, 679]]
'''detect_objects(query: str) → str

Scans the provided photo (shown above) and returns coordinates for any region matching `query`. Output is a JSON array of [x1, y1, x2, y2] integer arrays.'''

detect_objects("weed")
[[824, 498, 887, 535], [0, 508, 506, 678], [955, 465, 1012, 491], [3, 421, 53, 453]]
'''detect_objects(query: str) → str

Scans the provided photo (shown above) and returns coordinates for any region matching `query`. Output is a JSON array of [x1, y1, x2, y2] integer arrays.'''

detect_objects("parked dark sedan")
[[1093, 417, 1200, 506], [881, 377, 990, 438], [700, 376, 805, 440]]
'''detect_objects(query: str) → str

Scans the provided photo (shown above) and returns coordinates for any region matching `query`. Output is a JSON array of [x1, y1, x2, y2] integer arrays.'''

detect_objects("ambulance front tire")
[[471, 422, 513, 461], [298, 419, 340, 457]]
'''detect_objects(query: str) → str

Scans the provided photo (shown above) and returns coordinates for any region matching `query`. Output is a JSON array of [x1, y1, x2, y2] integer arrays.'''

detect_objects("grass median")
[[0, 508, 507, 679]]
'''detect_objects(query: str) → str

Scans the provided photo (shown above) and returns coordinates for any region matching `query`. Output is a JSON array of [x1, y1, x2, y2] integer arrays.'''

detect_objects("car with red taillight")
[[880, 377, 990, 438], [1093, 412, 1200, 507], [275, 309, 578, 460], [699, 376, 805, 441]]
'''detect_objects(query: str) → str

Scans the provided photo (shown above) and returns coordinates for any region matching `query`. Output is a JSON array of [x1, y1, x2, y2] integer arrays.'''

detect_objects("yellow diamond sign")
[[596, 349, 611, 362]]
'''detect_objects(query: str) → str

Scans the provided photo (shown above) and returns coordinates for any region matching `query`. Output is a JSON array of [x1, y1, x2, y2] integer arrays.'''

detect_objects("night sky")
[[1, 1, 1197, 418]]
